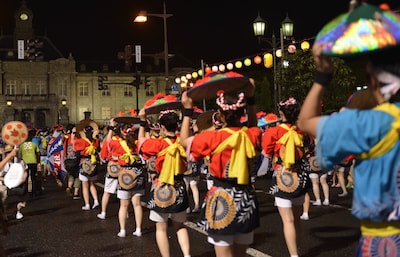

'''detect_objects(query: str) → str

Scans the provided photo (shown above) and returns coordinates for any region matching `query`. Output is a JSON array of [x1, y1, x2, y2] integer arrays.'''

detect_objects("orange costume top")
[[262, 123, 304, 164], [140, 136, 186, 175], [189, 127, 261, 184], [74, 137, 100, 157], [106, 136, 138, 166]]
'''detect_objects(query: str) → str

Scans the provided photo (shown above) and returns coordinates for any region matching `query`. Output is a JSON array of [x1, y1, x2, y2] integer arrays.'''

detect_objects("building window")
[[102, 88, 111, 96], [124, 86, 133, 97], [37, 80, 46, 95], [22, 80, 30, 95], [6, 80, 16, 95], [59, 78, 67, 96], [101, 107, 111, 120], [146, 86, 155, 96], [78, 82, 89, 96]]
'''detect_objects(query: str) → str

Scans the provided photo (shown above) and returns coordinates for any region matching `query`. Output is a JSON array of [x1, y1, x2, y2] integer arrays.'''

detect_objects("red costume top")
[[74, 137, 100, 157], [139, 136, 186, 174], [262, 123, 304, 159], [105, 136, 138, 166], [189, 127, 261, 181]]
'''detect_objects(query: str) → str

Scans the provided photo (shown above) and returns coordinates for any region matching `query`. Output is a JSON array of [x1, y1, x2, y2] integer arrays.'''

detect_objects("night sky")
[[0, 0, 399, 68]]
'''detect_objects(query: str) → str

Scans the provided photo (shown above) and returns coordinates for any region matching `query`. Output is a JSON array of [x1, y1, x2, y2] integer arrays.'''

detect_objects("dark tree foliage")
[[244, 48, 365, 114]]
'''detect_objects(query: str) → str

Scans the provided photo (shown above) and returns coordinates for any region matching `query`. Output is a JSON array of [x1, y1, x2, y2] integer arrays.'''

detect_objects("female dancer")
[[261, 96, 311, 257], [112, 122, 145, 237], [74, 125, 100, 210], [138, 108, 191, 257], [180, 78, 261, 257]]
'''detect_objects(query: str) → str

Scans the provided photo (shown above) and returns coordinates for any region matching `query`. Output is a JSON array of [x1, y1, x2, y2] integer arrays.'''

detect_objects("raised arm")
[[138, 108, 148, 147], [297, 43, 334, 136], [180, 91, 193, 148]]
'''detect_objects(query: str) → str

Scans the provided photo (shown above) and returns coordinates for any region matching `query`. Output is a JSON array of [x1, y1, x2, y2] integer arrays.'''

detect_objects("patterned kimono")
[[140, 136, 189, 214], [188, 127, 261, 235]]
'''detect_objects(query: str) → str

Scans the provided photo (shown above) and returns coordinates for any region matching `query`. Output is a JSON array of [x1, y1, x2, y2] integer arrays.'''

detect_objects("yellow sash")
[[119, 139, 140, 165], [357, 103, 400, 159], [82, 138, 97, 164], [277, 124, 303, 169], [157, 137, 186, 185], [361, 221, 400, 236], [211, 127, 256, 185]]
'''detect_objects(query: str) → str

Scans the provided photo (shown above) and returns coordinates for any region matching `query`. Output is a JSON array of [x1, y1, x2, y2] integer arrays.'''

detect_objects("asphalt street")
[[0, 170, 359, 257]]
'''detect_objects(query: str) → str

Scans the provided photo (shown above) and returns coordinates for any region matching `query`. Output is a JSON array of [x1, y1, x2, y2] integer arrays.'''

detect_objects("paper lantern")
[[254, 55, 262, 64], [263, 53, 273, 68]]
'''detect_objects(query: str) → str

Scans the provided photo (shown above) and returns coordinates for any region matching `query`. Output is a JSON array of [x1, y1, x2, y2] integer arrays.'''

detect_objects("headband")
[[159, 109, 176, 120], [279, 97, 297, 107], [216, 90, 246, 111]]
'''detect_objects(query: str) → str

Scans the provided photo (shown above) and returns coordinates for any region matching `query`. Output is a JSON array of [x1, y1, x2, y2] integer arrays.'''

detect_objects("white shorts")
[[309, 172, 327, 179], [183, 176, 199, 186], [149, 210, 187, 223], [79, 173, 98, 182], [117, 189, 144, 200], [208, 231, 254, 246], [103, 177, 118, 194], [275, 195, 305, 208]]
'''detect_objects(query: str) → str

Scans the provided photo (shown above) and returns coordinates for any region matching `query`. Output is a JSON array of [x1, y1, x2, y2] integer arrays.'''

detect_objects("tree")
[[280, 49, 359, 113]]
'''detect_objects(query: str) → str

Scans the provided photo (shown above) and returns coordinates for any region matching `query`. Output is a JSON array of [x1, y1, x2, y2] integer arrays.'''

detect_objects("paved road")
[[0, 171, 359, 257]]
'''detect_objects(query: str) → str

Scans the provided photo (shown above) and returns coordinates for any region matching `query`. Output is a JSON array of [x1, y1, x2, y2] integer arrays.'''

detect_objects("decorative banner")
[[47, 131, 66, 181]]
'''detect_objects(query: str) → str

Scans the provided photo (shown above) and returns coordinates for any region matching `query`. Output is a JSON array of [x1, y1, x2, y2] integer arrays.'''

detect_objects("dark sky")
[[1, 0, 399, 68]]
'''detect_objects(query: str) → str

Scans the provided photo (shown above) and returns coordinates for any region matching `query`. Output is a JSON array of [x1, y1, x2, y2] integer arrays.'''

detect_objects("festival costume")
[[262, 123, 311, 199], [188, 126, 261, 235], [74, 137, 100, 180], [63, 134, 80, 178], [140, 136, 189, 214], [316, 102, 400, 256], [107, 136, 145, 199]]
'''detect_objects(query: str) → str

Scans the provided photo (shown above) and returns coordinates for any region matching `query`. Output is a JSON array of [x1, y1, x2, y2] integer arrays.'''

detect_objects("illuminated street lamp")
[[134, 0, 173, 94], [253, 13, 294, 113], [59, 98, 69, 127], [61, 98, 67, 106]]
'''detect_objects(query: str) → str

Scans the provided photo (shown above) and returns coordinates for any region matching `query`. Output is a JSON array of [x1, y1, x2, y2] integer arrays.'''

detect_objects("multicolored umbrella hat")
[[187, 71, 251, 101], [315, 1, 400, 56], [144, 93, 181, 115]]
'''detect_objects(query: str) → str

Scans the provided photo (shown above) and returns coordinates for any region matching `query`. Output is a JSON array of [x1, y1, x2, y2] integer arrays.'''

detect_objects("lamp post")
[[59, 98, 69, 128], [134, 0, 173, 94], [253, 13, 294, 113]]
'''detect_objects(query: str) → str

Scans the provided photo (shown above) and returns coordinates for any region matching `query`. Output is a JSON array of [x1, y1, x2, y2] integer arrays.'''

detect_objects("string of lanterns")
[[174, 38, 313, 90]]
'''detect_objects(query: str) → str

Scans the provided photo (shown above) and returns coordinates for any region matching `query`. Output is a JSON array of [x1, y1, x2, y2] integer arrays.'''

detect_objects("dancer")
[[180, 77, 261, 257], [138, 107, 191, 257], [75, 123, 100, 210], [298, 4, 400, 255], [112, 120, 145, 238], [262, 96, 311, 257]]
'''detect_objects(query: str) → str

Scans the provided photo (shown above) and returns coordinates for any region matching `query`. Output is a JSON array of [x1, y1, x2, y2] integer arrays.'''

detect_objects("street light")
[[253, 12, 294, 113], [61, 98, 67, 106], [59, 98, 69, 127], [134, 0, 173, 94]]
